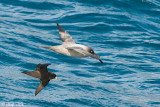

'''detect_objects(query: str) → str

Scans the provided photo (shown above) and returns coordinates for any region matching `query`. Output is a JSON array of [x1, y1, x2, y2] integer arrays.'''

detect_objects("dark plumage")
[[22, 63, 57, 96]]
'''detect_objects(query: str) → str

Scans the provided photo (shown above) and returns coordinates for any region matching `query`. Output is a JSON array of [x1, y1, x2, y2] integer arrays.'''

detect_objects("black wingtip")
[[99, 59, 103, 63], [22, 71, 27, 74], [56, 22, 60, 28], [39, 46, 51, 49], [35, 92, 38, 96], [56, 22, 59, 25], [56, 22, 65, 32], [40, 63, 51, 66]]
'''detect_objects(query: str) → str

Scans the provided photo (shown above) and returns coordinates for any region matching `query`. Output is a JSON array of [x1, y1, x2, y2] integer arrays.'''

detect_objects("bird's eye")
[[90, 50, 94, 54]]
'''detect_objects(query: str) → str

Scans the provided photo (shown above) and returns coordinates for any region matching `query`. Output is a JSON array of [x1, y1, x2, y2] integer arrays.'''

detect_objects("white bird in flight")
[[41, 22, 103, 63]]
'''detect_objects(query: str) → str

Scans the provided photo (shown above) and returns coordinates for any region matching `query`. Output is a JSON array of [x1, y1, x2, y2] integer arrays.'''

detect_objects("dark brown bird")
[[22, 63, 58, 96]]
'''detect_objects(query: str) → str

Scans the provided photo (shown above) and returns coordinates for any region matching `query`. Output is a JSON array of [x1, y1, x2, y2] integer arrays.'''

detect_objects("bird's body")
[[41, 22, 103, 63], [42, 44, 89, 57], [22, 63, 57, 96]]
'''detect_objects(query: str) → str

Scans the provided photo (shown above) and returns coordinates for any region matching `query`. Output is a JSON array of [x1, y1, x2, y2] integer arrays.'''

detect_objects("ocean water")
[[0, 0, 160, 106]]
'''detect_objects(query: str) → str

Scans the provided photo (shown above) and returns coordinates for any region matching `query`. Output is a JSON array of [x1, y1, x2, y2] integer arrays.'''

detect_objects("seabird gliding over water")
[[41, 22, 103, 63], [22, 63, 58, 96]]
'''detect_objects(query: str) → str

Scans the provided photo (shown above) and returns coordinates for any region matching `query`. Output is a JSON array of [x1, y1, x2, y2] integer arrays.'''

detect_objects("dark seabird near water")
[[41, 22, 103, 63], [22, 63, 58, 96]]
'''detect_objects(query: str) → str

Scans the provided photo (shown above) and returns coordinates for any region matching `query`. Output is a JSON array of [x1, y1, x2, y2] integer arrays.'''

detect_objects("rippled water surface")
[[0, 0, 160, 106]]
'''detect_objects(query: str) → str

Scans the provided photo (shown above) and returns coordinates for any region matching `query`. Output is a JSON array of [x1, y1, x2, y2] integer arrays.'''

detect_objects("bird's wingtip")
[[35, 92, 38, 96], [22, 71, 27, 74], [39, 46, 51, 49], [40, 63, 51, 66], [56, 22, 59, 26]]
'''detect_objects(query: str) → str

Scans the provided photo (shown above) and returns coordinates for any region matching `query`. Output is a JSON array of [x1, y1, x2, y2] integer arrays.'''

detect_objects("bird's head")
[[86, 47, 103, 63], [49, 72, 59, 80]]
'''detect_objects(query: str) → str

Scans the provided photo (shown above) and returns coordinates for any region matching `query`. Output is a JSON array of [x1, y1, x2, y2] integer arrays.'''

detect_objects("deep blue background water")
[[0, 0, 160, 106]]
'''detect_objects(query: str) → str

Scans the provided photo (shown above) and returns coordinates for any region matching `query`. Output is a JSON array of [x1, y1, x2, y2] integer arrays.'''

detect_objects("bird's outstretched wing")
[[22, 71, 41, 79], [56, 22, 75, 44], [35, 63, 51, 72], [35, 80, 50, 96]]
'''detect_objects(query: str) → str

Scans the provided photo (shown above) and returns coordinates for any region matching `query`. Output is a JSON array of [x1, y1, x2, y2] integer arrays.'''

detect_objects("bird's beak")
[[92, 54, 103, 63], [55, 77, 59, 80], [99, 59, 103, 63]]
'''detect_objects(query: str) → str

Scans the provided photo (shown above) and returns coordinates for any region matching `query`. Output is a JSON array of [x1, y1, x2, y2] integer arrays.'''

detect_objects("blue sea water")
[[0, 0, 160, 106]]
